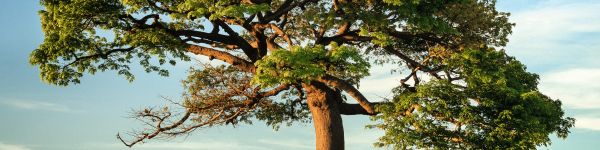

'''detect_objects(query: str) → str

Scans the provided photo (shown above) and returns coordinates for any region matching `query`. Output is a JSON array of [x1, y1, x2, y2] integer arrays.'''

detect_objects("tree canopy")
[[32, 0, 574, 149]]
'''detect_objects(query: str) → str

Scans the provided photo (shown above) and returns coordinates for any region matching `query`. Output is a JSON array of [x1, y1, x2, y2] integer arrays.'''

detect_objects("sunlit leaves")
[[168, 0, 270, 20], [210, 3, 270, 20], [371, 48, 575, 149], [253, 43, 370, 87], [253, 45, 328, 86], [33, 0, 188, 85], [327, 42, 371, 84]]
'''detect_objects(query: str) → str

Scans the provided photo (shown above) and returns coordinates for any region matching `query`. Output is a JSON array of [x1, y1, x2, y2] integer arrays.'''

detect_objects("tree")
[[31, 0, 574, 149]]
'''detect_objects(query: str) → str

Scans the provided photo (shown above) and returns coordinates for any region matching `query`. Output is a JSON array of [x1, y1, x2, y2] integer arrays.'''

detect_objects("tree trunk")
[[304, 82, 345, 150]]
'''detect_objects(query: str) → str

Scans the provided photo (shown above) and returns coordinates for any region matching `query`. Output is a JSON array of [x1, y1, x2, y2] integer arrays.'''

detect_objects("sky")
[[0, 0, 599, 150]]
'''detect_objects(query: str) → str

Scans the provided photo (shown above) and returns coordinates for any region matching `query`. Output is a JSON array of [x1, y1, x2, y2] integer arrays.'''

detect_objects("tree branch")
[[318, 75, 375, 115], [261, 0, 315, 23], [268, 23, 293, 47], [317, 31, 371, 45], [123, 14, 262, 62], [65, 47, 135, 67], [187, 45, 256, 73], [259, 84, 291, 98], [117, 111, 192, 147], [387, 31, 445, 44], [382, 46, 435, 72]]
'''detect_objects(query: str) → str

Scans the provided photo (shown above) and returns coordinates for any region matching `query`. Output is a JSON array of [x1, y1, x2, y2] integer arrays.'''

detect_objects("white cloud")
[[509, 1, 600, 48], [539, 68, 600, 109], [0, 142, 30, 150], [1, 100, 71, 112], [355, 64, 402, 102], [506, 1, 600, 67], [574, 117, 600, 131], [359, 75, 401, 101]]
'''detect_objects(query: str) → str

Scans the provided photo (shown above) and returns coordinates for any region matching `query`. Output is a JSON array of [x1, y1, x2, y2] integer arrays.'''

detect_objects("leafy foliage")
[[371, 48, 575, 149], [253, 42, 370, 87], [32, 0, 189, 85]]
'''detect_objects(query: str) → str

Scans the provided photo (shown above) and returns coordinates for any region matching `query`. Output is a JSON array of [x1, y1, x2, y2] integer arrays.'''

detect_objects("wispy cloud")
[[510, 1, 600, 43], [359, 75, 401, 102], [539, 68, 600, 131], [1, 100, 71, 112], [0, 142, 30, 150], [509, 1, 600, 47], [506, 0, 600, 67], [539, 68, 600, 109], [574, 117, 600, 131]]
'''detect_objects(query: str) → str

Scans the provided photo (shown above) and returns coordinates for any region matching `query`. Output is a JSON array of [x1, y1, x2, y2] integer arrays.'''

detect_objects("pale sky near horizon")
[[1, 0, 600, 150]]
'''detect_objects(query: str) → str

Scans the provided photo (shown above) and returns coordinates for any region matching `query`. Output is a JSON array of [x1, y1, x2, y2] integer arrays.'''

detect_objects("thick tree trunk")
[[304, 82, 345, 150]]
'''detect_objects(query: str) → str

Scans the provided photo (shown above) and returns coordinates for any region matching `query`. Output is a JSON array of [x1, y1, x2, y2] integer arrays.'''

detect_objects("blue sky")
[[1, 0, 599, 149]]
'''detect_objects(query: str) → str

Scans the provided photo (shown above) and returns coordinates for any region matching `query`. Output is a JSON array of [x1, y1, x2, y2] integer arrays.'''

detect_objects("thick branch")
[[261, 0, 315, 23], [259, 84, 291, 98], [318, 75, 375, 114], [336, 22, 350, 35], [187, 45, 255, 73], [387, 31, 444, 44], [269, 23, 293, 47], [318, 31, 371, 45], [124, 14, 235, 47], [124, 14, 261, 62], [213, 19, 260, 61]]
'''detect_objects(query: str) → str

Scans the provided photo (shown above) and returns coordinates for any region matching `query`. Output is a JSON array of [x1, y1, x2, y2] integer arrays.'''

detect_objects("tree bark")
[[304, 82, 345, 150]]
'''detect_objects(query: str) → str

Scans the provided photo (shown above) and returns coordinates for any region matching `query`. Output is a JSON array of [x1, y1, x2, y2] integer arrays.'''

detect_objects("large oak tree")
[[31, 0, 574, 149]]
